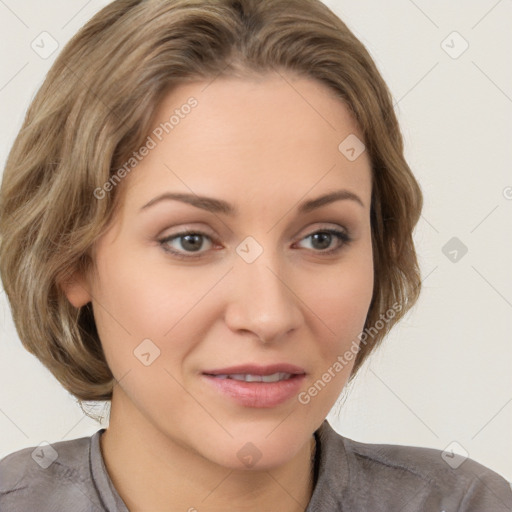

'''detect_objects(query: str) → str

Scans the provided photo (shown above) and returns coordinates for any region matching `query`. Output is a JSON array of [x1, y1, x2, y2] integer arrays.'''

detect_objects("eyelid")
[[295, 221, 348, 238]]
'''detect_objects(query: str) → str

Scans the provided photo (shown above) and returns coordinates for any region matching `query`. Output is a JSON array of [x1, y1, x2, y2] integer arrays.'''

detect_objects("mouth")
[[201, 364, 306, 408]]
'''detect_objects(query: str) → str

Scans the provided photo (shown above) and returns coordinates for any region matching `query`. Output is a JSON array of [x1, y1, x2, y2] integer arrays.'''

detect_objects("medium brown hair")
[[0, 0, 422, 403]]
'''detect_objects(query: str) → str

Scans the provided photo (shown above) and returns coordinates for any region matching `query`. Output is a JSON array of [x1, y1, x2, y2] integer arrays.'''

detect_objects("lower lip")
[[202, 374, 305, 408]]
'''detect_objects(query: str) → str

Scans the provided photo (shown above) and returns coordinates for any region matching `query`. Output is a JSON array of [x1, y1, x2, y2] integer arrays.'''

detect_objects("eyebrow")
[[140, 189, 365, 215]]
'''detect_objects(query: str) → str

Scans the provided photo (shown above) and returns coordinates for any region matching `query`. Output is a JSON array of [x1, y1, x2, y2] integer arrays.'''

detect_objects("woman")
[[0, 0, 510, 510]]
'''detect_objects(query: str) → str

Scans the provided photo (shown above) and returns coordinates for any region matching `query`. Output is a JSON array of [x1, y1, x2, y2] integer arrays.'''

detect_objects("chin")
[[195, 426, 309, 471]]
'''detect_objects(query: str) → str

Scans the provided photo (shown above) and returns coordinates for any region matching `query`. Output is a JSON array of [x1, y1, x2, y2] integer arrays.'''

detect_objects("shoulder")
[[344, 434, 507, 486], [314, 421, 512, 511], [0, 431, 104, 512]]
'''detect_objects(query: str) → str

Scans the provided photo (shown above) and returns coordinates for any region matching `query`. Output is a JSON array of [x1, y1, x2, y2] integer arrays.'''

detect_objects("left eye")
[[295, 229, 351, 253]]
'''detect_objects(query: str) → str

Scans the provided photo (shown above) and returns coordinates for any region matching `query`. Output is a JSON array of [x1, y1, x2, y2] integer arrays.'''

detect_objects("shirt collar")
[[90, 428, 129, 512], [307, 419, 350, 510]]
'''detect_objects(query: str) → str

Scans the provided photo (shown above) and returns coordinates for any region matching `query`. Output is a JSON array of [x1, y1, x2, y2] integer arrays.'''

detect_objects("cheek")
[[298, 251, 373, 414], [308, 246, 374, 352], [89, 245, 217, 367]]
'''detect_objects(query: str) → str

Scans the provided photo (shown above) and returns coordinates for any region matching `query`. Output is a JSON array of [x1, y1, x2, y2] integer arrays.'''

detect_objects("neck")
[[100, 392, 316, 512]]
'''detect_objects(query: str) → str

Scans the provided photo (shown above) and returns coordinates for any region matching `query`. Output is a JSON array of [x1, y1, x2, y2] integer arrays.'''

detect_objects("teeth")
[[261, 373, 291, 383], [213, 372, 292, 382]]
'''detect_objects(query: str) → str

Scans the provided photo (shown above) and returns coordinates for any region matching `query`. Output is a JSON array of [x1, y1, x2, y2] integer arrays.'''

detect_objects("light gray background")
[[0, 0, 511, 481]]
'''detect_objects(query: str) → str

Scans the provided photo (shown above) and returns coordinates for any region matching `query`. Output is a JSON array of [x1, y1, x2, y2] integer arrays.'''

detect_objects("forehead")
[[121, 72, 372, 212]]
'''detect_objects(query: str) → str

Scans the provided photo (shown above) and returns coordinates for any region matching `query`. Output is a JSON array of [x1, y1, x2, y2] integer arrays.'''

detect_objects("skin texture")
[[64, 72, 374, 512]]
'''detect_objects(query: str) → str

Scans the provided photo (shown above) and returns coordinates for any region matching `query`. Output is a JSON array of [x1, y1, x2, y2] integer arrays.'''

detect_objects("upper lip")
[[202, 364, 306, 376]]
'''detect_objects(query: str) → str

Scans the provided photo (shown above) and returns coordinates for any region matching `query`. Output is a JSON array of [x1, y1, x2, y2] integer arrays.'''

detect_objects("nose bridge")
[[224, 241, 303, 342]]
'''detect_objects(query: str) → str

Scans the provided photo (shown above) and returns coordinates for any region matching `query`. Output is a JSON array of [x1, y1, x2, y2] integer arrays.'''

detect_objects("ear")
[[59, 271, 93, 308]]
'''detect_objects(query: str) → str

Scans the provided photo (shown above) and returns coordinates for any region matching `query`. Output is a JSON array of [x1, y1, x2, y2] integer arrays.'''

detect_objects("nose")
[[224, 249, 303, 344]]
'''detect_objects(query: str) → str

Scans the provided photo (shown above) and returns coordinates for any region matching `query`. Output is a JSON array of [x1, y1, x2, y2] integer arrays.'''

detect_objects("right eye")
[[158, 231, 216, 259]]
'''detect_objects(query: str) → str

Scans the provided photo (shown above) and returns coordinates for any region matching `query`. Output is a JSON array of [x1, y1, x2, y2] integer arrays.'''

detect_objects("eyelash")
[[158, 228, 352, 260]]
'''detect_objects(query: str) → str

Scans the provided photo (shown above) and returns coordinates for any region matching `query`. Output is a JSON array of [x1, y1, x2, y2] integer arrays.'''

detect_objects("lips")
[[201, 363, 306, 408]]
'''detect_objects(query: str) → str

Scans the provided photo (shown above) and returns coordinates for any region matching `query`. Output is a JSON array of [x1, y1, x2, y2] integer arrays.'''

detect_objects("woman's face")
[[68, 72, 374, 469]]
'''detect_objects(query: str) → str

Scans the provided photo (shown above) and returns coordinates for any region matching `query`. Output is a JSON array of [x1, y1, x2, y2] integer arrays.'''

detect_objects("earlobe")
[[59, 272, 93, 308]]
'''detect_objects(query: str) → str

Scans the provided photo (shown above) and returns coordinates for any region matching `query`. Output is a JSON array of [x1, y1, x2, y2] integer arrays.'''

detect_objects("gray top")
[[1, 420, 511, 511]]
